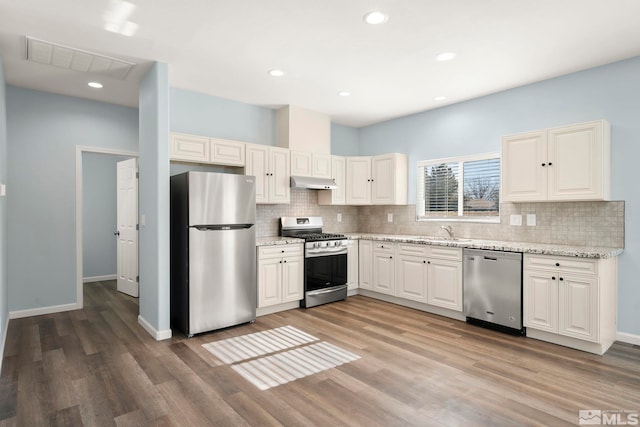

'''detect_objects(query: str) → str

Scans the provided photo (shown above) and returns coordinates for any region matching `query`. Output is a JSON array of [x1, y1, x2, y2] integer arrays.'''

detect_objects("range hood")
[[290, 176, 337, 190]]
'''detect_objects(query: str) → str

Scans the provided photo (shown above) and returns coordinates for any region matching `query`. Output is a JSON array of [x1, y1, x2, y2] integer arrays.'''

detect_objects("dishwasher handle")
[[484, 256, 498, 261]]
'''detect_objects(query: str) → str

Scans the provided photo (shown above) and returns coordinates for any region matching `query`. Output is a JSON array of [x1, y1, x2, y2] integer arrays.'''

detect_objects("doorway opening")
[[75, 146, 138, 310]]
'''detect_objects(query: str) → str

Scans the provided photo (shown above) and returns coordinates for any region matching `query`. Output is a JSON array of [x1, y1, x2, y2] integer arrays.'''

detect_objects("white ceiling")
[[1, 0, 639, 127]]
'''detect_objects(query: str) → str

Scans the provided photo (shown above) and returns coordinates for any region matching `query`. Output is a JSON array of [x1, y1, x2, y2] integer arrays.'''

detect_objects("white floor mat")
[[202, 326, 360, 390]]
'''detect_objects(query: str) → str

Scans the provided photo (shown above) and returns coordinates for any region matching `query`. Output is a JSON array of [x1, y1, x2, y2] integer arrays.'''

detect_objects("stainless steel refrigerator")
[[170, 171, 256, 336]]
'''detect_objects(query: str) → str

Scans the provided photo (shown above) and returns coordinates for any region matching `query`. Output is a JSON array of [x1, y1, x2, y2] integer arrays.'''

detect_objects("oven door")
[[305, 253, 347, 293]]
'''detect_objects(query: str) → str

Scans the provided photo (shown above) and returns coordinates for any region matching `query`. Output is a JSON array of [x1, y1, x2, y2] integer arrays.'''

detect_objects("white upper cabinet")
[[170, 133, 210, 163], [501, 120, 611, 202], [245, 143, 290, 204], [170, 132, 245, 166], [346, 154, 408, 205], [290, 151, 332, 179], [318, 155, 346, 205]]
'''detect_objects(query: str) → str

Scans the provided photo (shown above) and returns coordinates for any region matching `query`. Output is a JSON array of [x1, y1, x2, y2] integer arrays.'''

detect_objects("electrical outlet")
[[527, 214, 537, 226], [337, 213, 342, 223], [510, 214, 522, 226], [387, 213, 393, 223]]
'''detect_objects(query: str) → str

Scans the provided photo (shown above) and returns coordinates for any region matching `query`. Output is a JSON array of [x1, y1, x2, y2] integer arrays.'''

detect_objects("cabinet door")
[[547, 121, 606, 201], [523, 270, 558, 333], [290, 151, 312, 177], [258, 257, 282, 308], [358, 240, 373, 290], [282, 255, 304, 302], [346, 157, 371, 205], [371, 154, 395, 204], [331, 156, 346, 204], [427, 259, 462, 311], [245, 144, 269, 203], [312, 154, 332, 179], [170, 133, 210, 162], [501, 131, 547, 202], [269, 147, 291, 204], [347, 240, 359, 291], [396, 254, 428, 302], [210, 138, 245, 166], [373, 249, 395, 295], [558, 275, 598, 342]]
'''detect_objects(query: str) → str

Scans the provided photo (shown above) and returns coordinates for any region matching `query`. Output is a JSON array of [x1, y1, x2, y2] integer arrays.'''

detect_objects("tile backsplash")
[[257, 192, 624, 248], [357, 201, 625, 248], [256, 189, 359, 237]]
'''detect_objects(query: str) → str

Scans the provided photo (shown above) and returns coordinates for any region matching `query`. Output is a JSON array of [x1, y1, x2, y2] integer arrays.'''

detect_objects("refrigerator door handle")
[[192, 224, 254, 231]]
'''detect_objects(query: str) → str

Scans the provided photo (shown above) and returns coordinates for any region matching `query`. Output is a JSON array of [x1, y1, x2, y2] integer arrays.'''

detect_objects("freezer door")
[[188, 226, 257, 334], [188, 172, 256, 226]]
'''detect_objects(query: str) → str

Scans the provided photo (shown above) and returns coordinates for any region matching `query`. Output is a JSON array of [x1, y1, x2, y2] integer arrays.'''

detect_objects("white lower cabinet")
[[372, 243, 395, 295], [360, 240, 463, 316], [257, 244, 303, 309], [523, 254, 617, 354], [359, 240, 373, 290], [347, 239, 359, 291]]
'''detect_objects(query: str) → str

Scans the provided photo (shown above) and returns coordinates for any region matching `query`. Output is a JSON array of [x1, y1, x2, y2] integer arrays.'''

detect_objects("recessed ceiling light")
[[338, 91, 351, 97], [434, 96, 446, 101], [88, 82, 103, 89], [363, 11, 388, 25], [268, 69, 284, 77], [436, 52, 457, 62]]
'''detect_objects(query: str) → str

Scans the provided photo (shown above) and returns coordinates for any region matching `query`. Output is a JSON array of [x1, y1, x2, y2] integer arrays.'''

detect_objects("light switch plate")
[[140, 214, 146, 226], [510, 214, 522, 226], [337, 213, 342, 223], [387, 213, 393, 223], [527, 214, 537, 226], [0, 183, 5, 196]]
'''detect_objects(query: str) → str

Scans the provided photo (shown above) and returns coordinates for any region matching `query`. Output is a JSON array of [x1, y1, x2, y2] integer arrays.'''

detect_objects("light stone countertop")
[[256, 236, 305, 247], [343, 233, 623, 259]]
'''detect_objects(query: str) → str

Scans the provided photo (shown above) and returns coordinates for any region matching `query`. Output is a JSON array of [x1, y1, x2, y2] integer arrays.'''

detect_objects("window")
[[417, 152, 500, 222]]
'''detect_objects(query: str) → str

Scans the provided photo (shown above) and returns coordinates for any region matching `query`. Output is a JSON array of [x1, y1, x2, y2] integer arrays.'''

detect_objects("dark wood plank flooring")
[[1, 281, 639, 426]]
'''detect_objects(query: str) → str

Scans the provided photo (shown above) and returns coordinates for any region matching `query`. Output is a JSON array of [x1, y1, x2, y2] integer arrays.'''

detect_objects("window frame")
[[416, 152, 501, 223]]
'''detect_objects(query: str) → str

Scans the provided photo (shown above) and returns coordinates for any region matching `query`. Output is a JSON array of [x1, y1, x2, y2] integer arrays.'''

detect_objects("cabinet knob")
[[281, 250, 285, 253], [284, 260, 287, 263], [389, 256, 393, 259], [279, 260, 282, 263], [552, 276, 556, 280], [541, 163, 546, 167], [548, 162, 553, 166], [555, 262, 560, 267], [559, 277, 563, 281], [428, 261, 431, 264], [423, 260, 426, 263]]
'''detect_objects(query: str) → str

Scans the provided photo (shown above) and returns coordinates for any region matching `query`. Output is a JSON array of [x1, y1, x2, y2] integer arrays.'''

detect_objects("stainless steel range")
[[280, 217, 348, 308]]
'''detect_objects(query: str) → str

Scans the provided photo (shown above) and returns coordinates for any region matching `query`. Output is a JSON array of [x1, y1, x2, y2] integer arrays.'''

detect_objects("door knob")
[[114, 231, 120, 237]]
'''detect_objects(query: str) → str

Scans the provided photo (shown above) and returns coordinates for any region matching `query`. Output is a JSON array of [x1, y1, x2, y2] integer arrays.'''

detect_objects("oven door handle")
[[306, 246, 348, 257]]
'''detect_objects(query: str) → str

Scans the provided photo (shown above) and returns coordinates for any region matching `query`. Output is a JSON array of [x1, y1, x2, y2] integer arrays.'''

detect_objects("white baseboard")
[[83, 274, 117, 283], [9, 302, 81, 319], [616, 331, 640, 346], [0, 316, 9, 375], [138, 315, 172, 341]]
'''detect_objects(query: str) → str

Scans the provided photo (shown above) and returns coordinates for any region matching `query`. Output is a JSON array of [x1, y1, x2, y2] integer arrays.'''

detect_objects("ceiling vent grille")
[[25, 36, 135, 80]]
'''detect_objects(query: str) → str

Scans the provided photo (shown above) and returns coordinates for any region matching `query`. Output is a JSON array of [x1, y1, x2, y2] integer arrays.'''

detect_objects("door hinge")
[[136, 224, 139, 230], [136, 172, 139, 178], [136, 276, 139, 283]]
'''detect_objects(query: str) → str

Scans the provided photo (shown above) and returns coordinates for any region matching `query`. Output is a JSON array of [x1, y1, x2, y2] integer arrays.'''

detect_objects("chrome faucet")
[[440, 225, 454, 240]]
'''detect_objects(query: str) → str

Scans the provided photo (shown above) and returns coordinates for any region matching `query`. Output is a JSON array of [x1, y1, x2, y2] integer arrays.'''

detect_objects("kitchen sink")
[[411, 236, 473, 243]]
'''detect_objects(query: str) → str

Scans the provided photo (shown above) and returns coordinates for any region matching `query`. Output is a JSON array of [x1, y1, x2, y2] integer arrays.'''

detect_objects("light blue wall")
[[6, 87, 138, 311], [139, 63, 170, 334], [0, 55, 8, 358], [170, 88, 276, 145], [82, 153, 130, 279], [331, 123, 359, 156], [358, 56, 640, 335]]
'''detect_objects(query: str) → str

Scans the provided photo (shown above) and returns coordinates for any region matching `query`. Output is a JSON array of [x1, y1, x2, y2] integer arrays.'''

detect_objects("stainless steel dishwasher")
[[463, 249, 524, 334]]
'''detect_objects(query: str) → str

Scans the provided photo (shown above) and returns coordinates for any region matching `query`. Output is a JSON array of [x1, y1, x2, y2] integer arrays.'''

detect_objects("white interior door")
[[116, 158, 139, 297]]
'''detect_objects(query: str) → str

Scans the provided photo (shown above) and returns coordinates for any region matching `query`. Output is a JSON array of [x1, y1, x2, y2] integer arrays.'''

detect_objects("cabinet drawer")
[[398, 243, 428, 257], [259, 244, 303, 259], [525, 254, 597, 275], [373, 242, 395, 253], [429, 246, 462, 261]]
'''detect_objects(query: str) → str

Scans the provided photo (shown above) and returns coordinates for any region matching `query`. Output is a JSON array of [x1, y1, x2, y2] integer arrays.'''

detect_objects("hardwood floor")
[[1, 281, 639, 426]]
